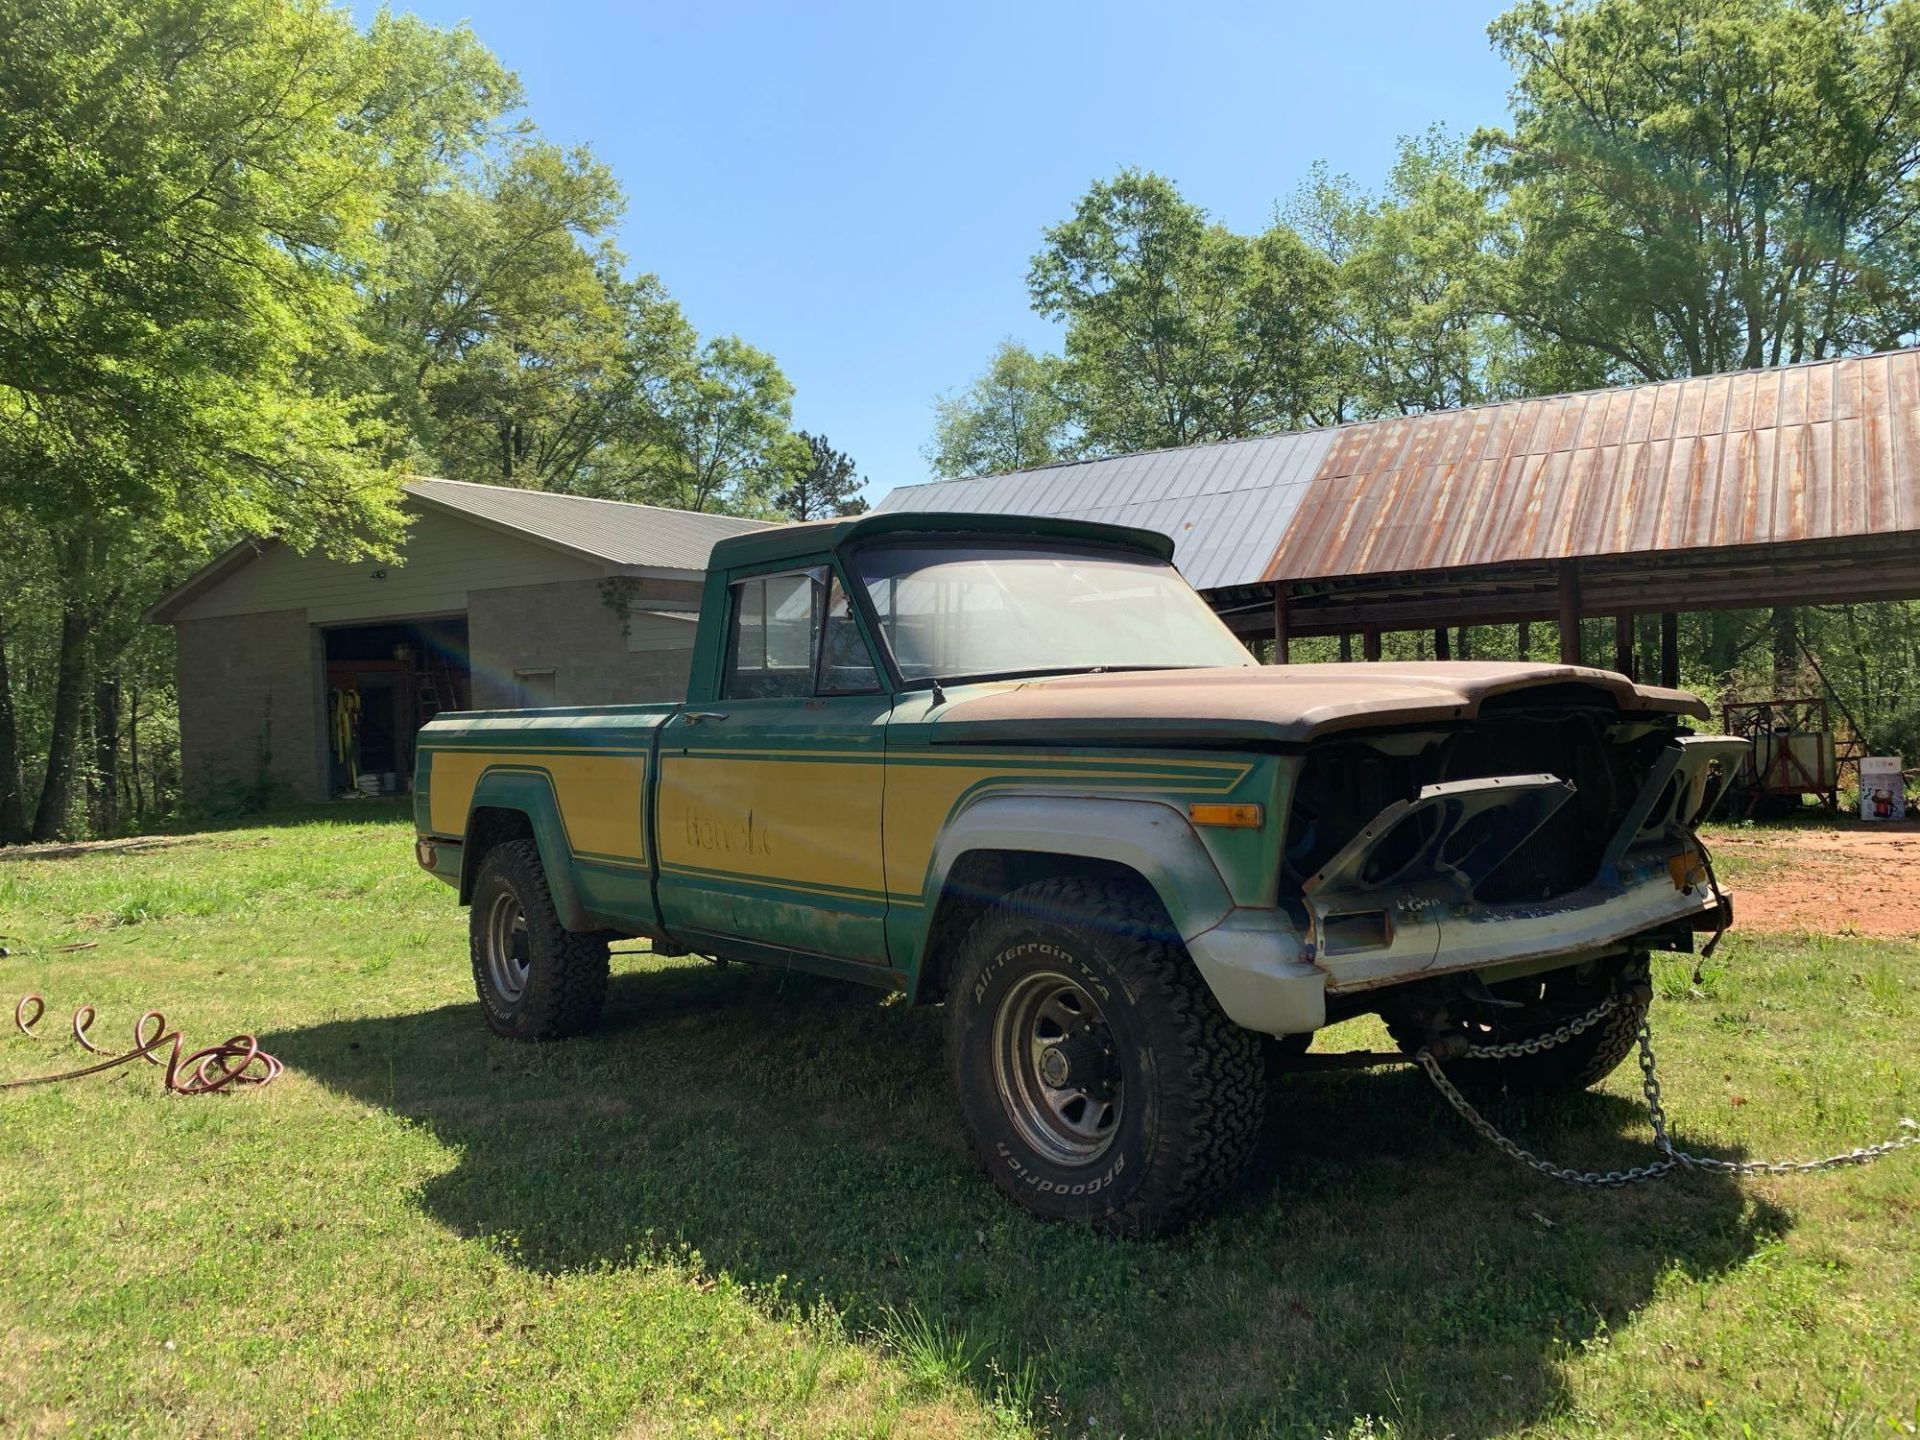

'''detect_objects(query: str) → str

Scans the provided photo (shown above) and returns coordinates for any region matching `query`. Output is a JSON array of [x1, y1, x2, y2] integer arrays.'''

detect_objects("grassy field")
[[1, 806, 1917, 1438]]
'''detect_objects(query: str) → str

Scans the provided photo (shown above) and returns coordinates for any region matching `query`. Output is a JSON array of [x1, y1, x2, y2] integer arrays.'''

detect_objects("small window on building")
[[817, 573, 880, 694], [723, 569, 823, 700], [514, 668, 557, 707]]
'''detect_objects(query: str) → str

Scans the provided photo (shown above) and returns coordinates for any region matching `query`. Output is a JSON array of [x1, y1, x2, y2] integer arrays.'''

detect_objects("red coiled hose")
[[4, 993, 282, 1095]]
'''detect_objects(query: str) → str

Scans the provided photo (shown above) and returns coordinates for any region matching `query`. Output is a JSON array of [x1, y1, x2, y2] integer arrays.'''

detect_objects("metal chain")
[[1458, 993, 1622, 1059], [1416, 999, 1920, 1189]]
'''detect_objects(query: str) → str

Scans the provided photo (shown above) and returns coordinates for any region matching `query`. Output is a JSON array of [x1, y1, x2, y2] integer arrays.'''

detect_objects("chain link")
[[1416, 999, 1920, 1189]]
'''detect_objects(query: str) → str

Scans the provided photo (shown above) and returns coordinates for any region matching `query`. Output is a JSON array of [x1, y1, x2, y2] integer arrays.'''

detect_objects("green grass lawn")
[[2, 807, 1917, 1438]]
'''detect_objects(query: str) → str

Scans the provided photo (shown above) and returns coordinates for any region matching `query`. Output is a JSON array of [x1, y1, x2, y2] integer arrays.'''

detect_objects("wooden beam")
[[1433, 626, 1451, 660], [1660, 611, 1678, 687], [1614, 612, 1635, 677], [1558, 563, 1582, 664], [1518, 620, 1532, 661], [1270, 585, 1289, 664], [1338, 632, 1352, 662], [1363, 628, 1382, 661]]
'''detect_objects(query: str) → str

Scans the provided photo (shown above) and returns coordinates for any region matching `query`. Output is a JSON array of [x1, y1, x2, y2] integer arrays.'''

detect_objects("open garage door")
[[323, 616, 470, 797]]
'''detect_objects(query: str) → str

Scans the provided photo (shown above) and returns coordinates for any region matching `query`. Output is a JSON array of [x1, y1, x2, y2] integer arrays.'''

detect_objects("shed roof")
[[406, 478, 771, 571], [146, 479, 773, 623], [876, 348, 1920, 592]]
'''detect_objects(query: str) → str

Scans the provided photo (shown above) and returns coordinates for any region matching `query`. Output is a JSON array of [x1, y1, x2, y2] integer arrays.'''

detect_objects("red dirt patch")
[[1711, 823, 1920, 937]]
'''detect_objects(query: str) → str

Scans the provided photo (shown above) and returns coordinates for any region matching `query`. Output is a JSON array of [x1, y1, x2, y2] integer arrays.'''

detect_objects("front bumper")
[[1185, 875, 1729, 1037]]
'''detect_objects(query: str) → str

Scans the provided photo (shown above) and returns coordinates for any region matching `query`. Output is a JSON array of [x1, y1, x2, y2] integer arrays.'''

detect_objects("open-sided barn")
[[879, 348, 1920, 682]]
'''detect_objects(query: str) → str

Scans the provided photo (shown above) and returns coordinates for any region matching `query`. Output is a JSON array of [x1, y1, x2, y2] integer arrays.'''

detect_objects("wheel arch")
[[457, 769, 591, 930], [906, 795, 1236, 1006]]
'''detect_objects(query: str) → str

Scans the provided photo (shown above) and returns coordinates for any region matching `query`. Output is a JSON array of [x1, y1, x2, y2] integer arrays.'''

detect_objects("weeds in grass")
[[879, 1303, 988, 1395]]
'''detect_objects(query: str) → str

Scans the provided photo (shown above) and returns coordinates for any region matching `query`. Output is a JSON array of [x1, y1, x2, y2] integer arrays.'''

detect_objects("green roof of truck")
[[705, 510, 1177, 573]]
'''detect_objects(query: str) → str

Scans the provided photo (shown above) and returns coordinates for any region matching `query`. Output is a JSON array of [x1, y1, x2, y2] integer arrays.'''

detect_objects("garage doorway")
[[323, 616, 470, 797]]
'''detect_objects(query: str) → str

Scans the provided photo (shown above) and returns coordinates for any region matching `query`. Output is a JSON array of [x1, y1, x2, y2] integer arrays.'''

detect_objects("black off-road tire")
[[945, 877, 1265, 1237], [469, 839, 610, 1041], [1388, 954, 1651, 1094]]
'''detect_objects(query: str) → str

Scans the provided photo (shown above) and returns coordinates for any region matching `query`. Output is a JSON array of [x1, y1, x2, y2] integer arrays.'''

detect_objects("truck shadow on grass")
[[269, 959, 1781, 1439]]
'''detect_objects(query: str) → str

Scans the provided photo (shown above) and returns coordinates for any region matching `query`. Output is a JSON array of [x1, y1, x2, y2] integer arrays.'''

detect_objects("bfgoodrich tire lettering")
[[469, 839, 609, 1041], [945, 877, 1265, 1236]]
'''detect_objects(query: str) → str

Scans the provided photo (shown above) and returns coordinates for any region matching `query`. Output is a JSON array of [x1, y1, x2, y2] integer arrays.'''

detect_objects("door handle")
[[680, 710, 729, 726]]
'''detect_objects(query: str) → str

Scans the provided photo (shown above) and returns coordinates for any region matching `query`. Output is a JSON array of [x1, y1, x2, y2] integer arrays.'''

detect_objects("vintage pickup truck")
[[413, 511, 1742, 1234]]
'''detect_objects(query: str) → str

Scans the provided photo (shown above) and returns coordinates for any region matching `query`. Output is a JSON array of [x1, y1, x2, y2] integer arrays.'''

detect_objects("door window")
[[723, 569, 824, 700], [817, 573, 880, 694]]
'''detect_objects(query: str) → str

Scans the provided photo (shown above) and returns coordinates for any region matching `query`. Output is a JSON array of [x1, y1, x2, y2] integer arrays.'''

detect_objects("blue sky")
[[389, 1, 1514, 503]]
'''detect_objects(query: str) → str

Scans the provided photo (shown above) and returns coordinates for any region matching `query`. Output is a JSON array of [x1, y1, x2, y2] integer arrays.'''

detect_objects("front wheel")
[[469, 839, 610, 1041], [945, 878, 1265, 1236]]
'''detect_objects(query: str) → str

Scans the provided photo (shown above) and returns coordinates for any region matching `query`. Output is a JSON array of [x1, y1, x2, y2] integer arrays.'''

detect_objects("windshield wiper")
[[908, 663, 1195, 688]]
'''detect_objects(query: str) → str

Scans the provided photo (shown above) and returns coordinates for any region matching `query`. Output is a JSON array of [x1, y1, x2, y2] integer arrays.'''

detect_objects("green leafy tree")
[[590, 336, 805, 515], [1290, 132, 1524, 419], [1483, 0, 1920, 382], [927, 341, 1075, 478], [0, 0, 505, 838], [1027, 170, 1336, 453], [776, 433, 869, 520]]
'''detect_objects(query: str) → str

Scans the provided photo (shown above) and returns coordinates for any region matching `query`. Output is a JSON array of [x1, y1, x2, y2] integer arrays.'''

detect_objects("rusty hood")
[[927, 662, 1709, 746]]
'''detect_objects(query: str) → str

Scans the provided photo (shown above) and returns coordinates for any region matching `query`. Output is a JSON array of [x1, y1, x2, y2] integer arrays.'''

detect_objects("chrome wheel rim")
[[991, 969, 1123, 1165], [483, 889, 531, 1002]]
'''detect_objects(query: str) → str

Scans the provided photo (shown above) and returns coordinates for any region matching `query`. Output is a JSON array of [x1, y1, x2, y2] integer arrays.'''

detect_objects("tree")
[[1027, 170, 1336, 453], [927, 341, 1075, 478], [776, 433, 869, 520], [0, 0, 506, 838], [588, 336, 805, 515], [1482, 0, 1920, 383], [1289, 132, 1525, 420]]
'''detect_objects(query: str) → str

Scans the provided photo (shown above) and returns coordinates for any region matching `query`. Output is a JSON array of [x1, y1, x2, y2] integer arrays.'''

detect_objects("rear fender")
[[459, 767, 591, 931]]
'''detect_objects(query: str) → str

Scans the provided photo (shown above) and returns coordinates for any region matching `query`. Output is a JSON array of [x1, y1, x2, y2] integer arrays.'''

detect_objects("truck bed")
[[414, 703, 681, 936]]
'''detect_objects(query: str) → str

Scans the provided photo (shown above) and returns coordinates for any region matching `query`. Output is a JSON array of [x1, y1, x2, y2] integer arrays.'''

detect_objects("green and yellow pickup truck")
[[413, 511, 1742, 1234]]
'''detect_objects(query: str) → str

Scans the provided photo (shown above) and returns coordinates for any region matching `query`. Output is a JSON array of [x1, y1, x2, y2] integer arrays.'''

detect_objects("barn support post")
[[1557, 563, 1582, 664], [1433, 627, 1451, 660], [1518, 620, 1532, 661], [1338, 632, 1352, 662], [1614, 612, 1635, 678], [1363, 628, 1382, 662], [1270, 585, 1289, 664], [1660, 612, 1679, 688]]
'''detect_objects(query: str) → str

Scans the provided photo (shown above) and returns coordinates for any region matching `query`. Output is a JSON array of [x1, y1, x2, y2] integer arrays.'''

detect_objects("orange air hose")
[[4, 994, 282, 1095]]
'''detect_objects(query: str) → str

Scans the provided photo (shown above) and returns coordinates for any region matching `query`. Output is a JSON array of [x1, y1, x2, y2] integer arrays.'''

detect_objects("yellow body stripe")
[[657, 755, 888, 896], [428, 750, 649, 865]]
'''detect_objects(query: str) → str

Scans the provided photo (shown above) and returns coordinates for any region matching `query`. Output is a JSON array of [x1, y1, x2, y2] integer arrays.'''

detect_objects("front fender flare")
[[919, 793, 1237, 941], [916, 793, 1325, 1035], [459, 766, 591, 931]]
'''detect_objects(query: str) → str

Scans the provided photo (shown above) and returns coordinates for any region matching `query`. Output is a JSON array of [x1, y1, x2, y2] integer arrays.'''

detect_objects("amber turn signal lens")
[[1667, 850, 1706, 890], [1188, 803, 1263, 829]]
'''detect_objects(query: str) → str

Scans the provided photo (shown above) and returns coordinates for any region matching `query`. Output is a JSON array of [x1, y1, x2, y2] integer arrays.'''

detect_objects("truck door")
[[655, 561, 894, 965]]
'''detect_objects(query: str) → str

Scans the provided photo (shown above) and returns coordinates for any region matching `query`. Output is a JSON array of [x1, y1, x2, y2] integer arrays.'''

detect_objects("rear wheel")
[[469, 839, 609, 1041], [1387, 953, 1650, 1093], [945, 877, 1265, 1236]]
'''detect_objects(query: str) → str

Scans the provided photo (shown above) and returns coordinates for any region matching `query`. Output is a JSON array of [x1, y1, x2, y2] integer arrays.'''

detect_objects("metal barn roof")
[[877, 348, 1920, 592]]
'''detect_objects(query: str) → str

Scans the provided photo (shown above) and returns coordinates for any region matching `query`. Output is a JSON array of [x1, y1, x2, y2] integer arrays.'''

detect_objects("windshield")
[[854, 540, 1254, 684]]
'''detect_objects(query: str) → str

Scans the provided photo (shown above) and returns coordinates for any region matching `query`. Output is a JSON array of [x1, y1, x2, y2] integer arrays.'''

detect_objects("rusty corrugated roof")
[[877, 349, 1920, 590]]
